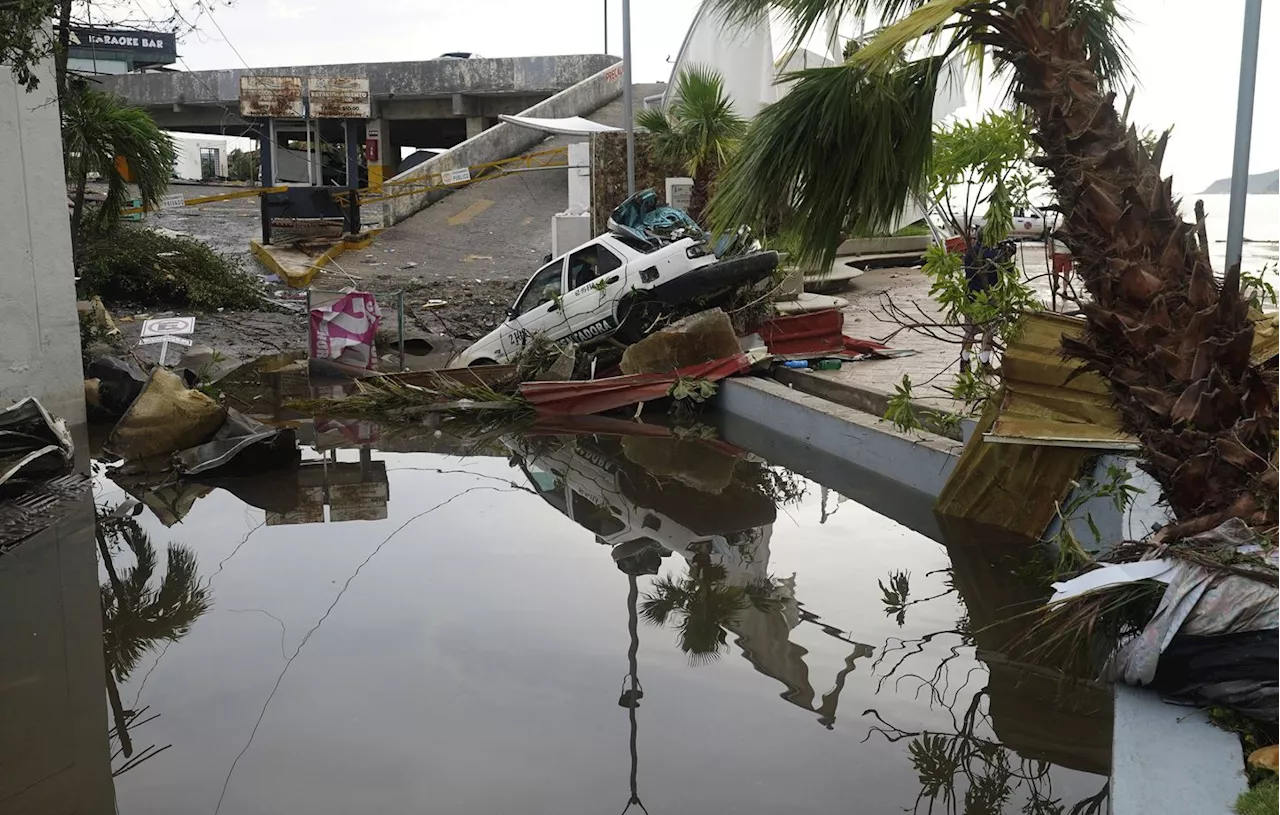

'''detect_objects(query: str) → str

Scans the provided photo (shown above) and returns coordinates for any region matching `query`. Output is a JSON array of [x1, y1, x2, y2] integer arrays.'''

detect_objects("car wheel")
[[616, 296, 665, 344], [468, 358, 498, 367]]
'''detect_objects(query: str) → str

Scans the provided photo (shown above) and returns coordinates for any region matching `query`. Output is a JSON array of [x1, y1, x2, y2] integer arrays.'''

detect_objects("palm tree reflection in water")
[[97, 503, 211, 776]]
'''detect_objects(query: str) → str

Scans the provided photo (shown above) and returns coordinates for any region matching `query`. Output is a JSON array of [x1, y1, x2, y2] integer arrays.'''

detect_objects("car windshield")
[[514, 260, 563, 316]]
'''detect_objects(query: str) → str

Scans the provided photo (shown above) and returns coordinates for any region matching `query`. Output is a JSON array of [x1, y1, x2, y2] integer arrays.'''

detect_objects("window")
[[567, 245, 623, 290], [515, 260, 564, 316], [611, 231, 659, 254]]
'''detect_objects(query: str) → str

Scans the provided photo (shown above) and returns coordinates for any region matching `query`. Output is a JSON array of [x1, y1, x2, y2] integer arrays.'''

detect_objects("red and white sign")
[[140, 316, 196, 337]]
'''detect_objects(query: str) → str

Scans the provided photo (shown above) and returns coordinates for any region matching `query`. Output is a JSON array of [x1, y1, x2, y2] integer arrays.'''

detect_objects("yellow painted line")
[[120, 185, 288, 215], [447, 198, 494, 226]]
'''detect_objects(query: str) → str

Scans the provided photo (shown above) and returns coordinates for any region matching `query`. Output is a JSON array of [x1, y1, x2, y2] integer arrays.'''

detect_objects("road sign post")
[[139, 317, 196, 367]]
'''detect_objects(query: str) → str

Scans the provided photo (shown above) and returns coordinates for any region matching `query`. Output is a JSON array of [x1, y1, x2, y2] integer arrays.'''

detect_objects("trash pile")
[[296, 305, 907, 423], [88, 357, 298, 477], [1042, 517, 1278, 724]]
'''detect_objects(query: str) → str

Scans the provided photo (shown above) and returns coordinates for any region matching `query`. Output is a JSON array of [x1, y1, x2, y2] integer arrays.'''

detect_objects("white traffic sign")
[[441, 167, 471, 185], [140, 334, 193, 347], [141, 316, 196, 337], [158, 192, 185, 209]]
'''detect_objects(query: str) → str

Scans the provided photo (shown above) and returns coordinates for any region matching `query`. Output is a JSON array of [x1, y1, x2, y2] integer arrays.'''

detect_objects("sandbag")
[[106, 368, 226, 462]]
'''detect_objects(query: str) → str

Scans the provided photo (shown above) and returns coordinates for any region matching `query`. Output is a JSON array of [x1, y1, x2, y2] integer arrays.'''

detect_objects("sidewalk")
[[794, 265, 967, 418]]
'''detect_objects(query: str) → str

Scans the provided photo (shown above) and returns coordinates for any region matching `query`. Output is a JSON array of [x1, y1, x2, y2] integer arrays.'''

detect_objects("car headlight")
[[686, 243, 710, 259]]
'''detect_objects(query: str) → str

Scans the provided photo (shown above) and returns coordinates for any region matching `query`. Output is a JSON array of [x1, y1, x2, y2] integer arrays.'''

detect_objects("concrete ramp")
[[379, 61, 623, 225]]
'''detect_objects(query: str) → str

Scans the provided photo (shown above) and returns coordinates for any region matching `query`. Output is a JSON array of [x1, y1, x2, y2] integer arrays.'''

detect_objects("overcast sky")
[[163, 0, 1275, 193]]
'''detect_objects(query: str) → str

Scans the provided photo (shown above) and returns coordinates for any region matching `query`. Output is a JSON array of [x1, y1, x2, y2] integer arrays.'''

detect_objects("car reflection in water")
[[505, 429, 875, 729]]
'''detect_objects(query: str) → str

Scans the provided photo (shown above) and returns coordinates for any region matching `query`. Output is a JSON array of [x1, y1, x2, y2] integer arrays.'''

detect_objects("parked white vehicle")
[[452, 232, 777, 366], [974, 205, 1061, 239]]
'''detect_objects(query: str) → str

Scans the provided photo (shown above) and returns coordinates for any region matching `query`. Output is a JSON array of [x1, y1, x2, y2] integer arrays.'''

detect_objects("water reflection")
[[97, 500, 211, 776], [29, 420, 1117, 814], [507, 430, 879, 731]]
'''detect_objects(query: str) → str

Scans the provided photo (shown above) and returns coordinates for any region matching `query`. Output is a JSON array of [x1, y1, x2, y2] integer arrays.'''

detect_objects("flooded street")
[[63, 424, 1113, 814]]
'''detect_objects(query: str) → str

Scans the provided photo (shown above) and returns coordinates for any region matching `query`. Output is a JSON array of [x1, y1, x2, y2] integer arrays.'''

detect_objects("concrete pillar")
[[0, 37, 88, 429], [366, 116, 394, 189], [465, 116, 486, 140]]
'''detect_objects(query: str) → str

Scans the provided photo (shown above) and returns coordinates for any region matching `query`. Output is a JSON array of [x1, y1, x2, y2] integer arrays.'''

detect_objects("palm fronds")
[[709, 56, 941, 267], [100, 516, 211, 681], [848, 0, 969, 70], [712, 0, 938, 53], [61, 84, 176, 229]]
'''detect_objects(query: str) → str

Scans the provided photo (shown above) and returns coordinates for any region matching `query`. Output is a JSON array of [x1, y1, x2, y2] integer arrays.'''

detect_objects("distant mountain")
[[1200, 169, 1279, 194]]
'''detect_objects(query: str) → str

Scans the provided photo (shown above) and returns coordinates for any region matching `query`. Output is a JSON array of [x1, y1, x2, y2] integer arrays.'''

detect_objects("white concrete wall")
[[0, 47, 88, 428], [171, 134, 229, 180]]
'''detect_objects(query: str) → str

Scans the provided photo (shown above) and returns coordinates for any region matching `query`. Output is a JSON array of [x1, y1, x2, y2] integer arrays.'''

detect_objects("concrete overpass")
[[98, 54, 618, 182]]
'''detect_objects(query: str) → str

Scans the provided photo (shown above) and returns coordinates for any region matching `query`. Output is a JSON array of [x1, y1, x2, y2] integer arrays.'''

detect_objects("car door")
[[500, 257, 569, 357], [563, 242, 627, 344]]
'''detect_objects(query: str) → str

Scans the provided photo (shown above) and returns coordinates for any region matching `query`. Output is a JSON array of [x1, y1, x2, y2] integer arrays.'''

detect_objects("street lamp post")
[[1224, 0, 1262, 277], [621, 0, 635, 196]]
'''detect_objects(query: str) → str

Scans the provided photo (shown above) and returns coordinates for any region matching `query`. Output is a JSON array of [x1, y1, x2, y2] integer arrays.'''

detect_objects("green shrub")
[[78, 226, 272, 311], [1236, 776, 1277, 815]]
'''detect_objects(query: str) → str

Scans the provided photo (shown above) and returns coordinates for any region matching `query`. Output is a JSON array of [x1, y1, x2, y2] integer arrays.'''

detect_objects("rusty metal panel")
[[308, 77, 370, 118], [519, 355, 751, 416], [239, 76, 304, 118]]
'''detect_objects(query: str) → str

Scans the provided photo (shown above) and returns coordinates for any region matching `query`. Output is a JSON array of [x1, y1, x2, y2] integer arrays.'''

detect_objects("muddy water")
[[83, 429, 1110, 814]]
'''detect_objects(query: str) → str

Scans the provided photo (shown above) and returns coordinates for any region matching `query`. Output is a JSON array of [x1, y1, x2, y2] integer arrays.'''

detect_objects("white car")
[[972, 205, 1062, 239], [453, 232, 777, 366]]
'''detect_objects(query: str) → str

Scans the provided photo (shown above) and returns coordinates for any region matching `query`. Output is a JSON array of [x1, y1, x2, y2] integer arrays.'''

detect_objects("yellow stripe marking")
[[447, 198, 494, 226]]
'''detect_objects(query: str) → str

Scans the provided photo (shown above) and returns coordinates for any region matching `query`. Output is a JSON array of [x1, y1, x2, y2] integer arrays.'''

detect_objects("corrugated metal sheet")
[[989, 310, 1278, 449], [519, 355, 750, 416], [986, 312, 1140, 450], [1251, 310, 1279, 364]]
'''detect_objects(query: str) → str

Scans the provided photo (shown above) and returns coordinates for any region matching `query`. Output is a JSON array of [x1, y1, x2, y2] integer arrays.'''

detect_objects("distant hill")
[[1200, 169, 1279, 194]]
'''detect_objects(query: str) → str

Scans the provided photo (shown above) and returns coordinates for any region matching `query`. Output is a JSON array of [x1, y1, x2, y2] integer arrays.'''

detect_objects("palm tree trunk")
[[980, 0, 1277, 536], [70, 154, 88, 262]]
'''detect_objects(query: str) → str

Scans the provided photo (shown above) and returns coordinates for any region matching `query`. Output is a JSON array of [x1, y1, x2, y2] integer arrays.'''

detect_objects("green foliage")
[[928, 110, 1037, 241], [950, 367, 996, 413], [707, 0, 1130, 269], [921, 242, 1040, 347], [228, 147, 260, 181], [637, 65, 746, 178], [1235, 777, 1278, 815], [709, 57, 942, 268], [78, 226, 272, 310], [0, 0, 57, 91], [885, 374, 923, 433], [62, 84, 176, 232], [1242, 263, 1278, 312], [1049, 463, 1145, 572]]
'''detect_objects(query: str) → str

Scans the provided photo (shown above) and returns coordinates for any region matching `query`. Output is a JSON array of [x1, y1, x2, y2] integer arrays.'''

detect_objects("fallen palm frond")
[[287, 374, 532, 421]]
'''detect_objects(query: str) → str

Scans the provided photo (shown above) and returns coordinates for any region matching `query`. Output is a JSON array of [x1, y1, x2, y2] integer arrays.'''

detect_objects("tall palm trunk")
[[982, 0, 1277, 536]]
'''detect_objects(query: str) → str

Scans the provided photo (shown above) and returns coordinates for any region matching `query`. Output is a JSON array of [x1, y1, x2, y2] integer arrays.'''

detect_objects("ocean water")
[[1180, 193, 1279, 283]]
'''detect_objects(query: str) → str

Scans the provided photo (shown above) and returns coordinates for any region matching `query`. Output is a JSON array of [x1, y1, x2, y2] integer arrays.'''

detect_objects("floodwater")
[[7, 422, 1112, 814]]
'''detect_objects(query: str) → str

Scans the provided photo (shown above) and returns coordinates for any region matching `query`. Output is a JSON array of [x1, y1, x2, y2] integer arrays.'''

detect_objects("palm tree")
[[636, 66, 747, 221], [708, 0, 1277, 538], [640, 554, 786, 663], [61, 82, 176, 255]]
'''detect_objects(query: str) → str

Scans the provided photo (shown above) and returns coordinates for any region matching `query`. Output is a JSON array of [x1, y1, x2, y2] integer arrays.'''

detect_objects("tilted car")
[[452, 231, 777, 366]]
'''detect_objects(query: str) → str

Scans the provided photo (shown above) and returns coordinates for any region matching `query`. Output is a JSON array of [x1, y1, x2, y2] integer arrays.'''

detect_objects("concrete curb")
[[769, 366, 965, 441], [250, 232, 380, 289], [717, 376, 961, 497]]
